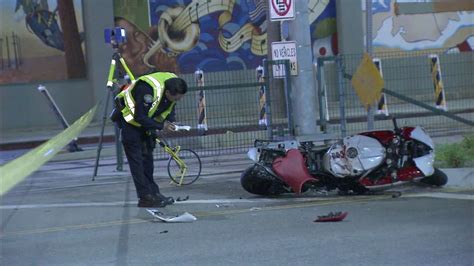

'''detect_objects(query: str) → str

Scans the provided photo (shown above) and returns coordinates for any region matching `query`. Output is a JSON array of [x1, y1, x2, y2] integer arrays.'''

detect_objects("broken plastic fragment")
[[176, 195, 189, 202], [147, 209, 197, 223], [314, 211, 348, 222]]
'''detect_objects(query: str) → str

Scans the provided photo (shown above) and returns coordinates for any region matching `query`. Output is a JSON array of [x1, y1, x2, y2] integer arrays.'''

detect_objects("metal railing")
[[318, 50, 473, 138], [154, 60, 292, 159], [0, 32, 22, 71], [154, 51, 473, 159]]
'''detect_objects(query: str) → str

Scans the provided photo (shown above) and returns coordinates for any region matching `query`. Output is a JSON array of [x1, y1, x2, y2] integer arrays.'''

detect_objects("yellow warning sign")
[[351, 53, 385, 109]]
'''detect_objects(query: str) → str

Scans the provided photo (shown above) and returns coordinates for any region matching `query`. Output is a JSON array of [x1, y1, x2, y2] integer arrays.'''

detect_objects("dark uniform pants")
[[121, 124, 160, 198]]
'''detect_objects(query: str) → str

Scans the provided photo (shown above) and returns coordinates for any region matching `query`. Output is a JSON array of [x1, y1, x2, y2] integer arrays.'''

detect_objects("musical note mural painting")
[[114, 0, 267, 75], [113, 0, 337, 75], [309, 0, 338, 58]]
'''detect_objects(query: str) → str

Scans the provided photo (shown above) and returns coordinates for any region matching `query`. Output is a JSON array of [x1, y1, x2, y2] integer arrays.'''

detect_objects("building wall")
[[0, 0, 114, 131], [1, 0, 470, 134]]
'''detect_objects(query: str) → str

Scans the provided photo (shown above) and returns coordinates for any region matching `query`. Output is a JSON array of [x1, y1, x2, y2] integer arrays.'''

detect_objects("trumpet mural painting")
[[113, 0, 339, 74]]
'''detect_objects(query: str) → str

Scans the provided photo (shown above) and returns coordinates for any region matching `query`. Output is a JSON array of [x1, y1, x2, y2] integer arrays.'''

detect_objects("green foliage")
[[435, 134, 474, 168], [461, 134, 474, 157]]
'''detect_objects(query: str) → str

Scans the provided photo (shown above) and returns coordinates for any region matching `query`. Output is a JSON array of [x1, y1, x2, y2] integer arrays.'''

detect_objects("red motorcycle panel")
[[360, 127, 415, 145], [359, 166, 423, 187], [272, 149, 315, 194]]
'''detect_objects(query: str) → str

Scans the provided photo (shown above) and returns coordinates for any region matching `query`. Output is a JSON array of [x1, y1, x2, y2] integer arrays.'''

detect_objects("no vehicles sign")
[[269, 0, 295, 21], [271, 41, 298, 77]]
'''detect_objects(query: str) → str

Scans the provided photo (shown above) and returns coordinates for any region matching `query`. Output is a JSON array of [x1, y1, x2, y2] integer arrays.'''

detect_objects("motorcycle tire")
[[240, 164, 288, 196], [420, 168, 448, 187]]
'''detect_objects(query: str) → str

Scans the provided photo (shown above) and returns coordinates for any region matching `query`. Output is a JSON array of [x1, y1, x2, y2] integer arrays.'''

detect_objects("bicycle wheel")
[[167, 148, 202, 185]]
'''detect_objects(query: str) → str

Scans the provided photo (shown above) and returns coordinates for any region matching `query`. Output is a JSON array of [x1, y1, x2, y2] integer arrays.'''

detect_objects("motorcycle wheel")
[[420, 168, 448, 187], [240, 164, 288, 196]]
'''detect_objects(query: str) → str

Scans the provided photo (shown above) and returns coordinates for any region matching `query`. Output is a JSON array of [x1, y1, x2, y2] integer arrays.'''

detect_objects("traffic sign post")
[[271, 41, 297, 77], [269, 0, 295, 21]]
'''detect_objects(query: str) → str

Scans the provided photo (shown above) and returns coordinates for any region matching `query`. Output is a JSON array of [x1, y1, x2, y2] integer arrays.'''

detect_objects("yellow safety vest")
[[116, 72, 177, 127]]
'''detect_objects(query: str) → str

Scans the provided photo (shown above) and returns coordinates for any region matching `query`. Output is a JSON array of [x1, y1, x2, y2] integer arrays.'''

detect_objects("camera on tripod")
[[104, 27, 127, 46]]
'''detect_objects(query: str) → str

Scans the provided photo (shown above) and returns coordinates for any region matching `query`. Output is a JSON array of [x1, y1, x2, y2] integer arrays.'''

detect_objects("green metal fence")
[[318, 50, 474, 138], [155, 51, 473, 159], [154, 60, 292, 159]]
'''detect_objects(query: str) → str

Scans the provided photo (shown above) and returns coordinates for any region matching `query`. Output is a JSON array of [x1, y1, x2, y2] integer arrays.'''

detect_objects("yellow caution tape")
[[0, 105, 97, 196]]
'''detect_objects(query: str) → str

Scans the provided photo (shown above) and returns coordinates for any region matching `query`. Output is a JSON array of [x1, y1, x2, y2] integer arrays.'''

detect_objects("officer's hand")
[[164, 121, 176, 131]]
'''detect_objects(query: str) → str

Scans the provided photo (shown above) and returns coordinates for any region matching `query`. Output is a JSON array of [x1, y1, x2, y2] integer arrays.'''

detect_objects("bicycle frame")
[[156, 137, 188, 185]]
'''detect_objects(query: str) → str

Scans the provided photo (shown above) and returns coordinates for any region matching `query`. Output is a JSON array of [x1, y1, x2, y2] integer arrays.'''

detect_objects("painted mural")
[[310, 0, 338, 58], [0, 0, 86, 85], [113, 0, 338, 75], [371, 0, 474, 53], [114, 0, 266, 75]]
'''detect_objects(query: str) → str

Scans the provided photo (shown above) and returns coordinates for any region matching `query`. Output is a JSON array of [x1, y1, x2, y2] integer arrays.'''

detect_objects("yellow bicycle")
[[156, 136, 202, 186]]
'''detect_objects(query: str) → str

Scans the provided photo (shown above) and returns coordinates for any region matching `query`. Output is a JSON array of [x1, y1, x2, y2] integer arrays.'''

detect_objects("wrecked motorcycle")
[[241, 119, 448, 196]]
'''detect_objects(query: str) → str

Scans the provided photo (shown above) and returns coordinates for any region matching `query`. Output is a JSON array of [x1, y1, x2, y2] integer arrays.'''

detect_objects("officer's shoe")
[[137, 194, 166, 208], [157, 193, 175, 205]]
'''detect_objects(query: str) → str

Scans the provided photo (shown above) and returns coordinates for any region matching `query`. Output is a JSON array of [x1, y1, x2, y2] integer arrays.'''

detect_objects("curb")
[[441, 168, 474, 189]]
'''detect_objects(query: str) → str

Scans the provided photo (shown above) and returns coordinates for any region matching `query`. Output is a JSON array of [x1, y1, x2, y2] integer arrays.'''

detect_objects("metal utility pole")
[[0, 38, 4, 70], [287, 0, 319, 136], [366, 0, 375, 130]]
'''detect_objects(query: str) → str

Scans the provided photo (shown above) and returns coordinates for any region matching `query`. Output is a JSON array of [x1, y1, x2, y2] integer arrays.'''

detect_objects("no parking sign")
[[269, 0, 295, 21]]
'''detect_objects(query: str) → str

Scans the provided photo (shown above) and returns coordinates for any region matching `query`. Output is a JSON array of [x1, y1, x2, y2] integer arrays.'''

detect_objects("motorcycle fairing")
[[360, 130, 394, 145], [407, 126, 435, 176], [323, 135, 385, 178], [272, 149, 315, 194], [359, 166, 423, 188], [410, 126, 434, 149], [413, 153, 435, 176]]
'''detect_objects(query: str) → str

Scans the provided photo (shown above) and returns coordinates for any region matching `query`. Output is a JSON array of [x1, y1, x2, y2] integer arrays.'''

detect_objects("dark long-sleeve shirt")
[[131, 80, 175, 130]]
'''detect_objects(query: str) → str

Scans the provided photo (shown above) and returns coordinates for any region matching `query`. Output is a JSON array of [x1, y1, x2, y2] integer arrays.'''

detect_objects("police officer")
[[115, 72, 187, 207]]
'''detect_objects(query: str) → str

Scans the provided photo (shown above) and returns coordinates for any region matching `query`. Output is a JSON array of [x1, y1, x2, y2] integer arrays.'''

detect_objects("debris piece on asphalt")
[[147, 209, 197, 223], [176, 195, 190, 202], [250, 207, 261, 211], [159, 230, 168, 234], [391, 191, 402, 198], [314, 211, 348, 222]]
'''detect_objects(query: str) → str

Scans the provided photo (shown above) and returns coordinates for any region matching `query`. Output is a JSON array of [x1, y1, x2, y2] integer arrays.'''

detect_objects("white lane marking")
[[0, 202, 134, 209], [405, 192, 474, 201], [3, 192, 471, 210], [0, 197, 333, 210]]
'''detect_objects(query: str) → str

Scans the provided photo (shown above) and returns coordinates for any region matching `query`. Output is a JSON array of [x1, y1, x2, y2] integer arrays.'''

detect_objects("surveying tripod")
[[92, 44, 136, 181]]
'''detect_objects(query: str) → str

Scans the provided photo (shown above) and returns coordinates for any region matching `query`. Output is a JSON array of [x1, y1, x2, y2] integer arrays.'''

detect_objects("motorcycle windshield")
[[410, 126, 434, 149]]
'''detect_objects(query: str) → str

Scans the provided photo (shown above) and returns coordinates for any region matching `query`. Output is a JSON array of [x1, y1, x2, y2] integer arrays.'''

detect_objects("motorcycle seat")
[[272, 149, 315, 194]]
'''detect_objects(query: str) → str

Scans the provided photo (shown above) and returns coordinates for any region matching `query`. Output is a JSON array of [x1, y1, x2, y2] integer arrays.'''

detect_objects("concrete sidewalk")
[[0, 122, 472, 188], [0, 122, 118, 150]]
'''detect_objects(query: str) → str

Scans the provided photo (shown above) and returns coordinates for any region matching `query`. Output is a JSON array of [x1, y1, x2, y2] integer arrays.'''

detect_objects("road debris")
[[314, 211, 348, 222]]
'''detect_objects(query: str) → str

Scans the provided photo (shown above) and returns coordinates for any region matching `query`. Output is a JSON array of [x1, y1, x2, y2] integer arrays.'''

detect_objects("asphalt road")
[[1, 155, 473, 266]]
